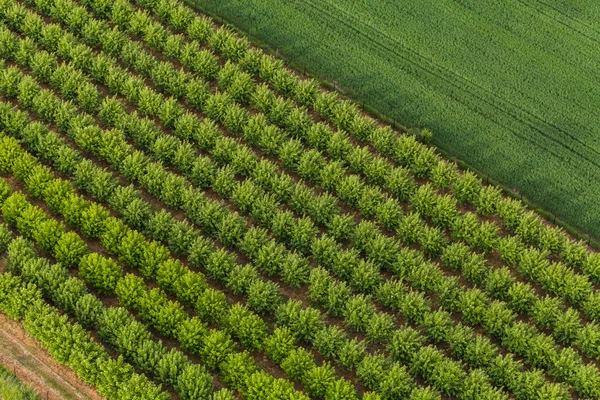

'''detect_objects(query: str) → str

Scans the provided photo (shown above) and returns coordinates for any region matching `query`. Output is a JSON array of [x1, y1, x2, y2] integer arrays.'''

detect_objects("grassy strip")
[[0, 364, 40, 400]]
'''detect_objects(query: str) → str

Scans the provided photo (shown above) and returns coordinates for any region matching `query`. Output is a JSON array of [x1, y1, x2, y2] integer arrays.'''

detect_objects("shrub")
[[265, 327, 296, 364], [200, 329, 235, 370], [366, 312, 395, 344], [247, 280, 280, 315], [220, 351, 257, 391], [196, 288, 229, 324], [343, 295, 375, 332], [302, 363, 335, 398], [313, 325, 346, 360], [281, 348, 315, 381], [54, 231, 87, 267], [356, 354, 387, 391]]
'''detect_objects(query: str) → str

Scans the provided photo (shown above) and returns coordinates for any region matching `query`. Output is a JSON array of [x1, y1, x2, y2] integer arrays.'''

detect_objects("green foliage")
[[337, 338, 366, 370], [265, 327, 296, 364], [199, 329, 235, 370], [247, 280, 280, 314], [79, 253, 122, 294], [225, 304, 267, 351], [220, 351, 257, 391], [281, 348, 315, 381], [53, 231, 87, 268], [174, 364, 213, 400], [313, 325, 346, 361], [302, 363, 335, 398], [366, 312, 395, 344], [343, 294, 375, 332], [196, 288, 229, 324]]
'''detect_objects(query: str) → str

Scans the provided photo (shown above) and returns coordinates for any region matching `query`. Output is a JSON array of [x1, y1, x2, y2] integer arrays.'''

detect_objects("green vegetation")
[[189, 0, 600, 239], [0, 364, 40, 400], [0, 0, 600, 398]]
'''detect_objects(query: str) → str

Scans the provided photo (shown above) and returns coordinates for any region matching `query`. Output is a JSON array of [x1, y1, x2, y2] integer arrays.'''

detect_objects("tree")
[[281, 251, 309, 287], [366, 312, 395, 344], [265, 327, 296, 364], [388, 326, 425, 364], [220, 351, 257, 391], [79, 253, 122, 294], [313, 325, 346, 361], [226, 264, 258, 296], [205, 248, 236, 282], [172, 269, 207, 307], [247, 280, 280, 315], [343, 294, 375, 332], [74, 293, 103, 329], [452, 171, 482, 204], [399, 291, 430, 324], [195, 288, 229, 324], [379, 363, 415, 400], [350, 260, 381, 294], [225, 304, 267, 351], [80, 203, 109, 238], [200, 329, 234, 370], [302, 363, 335, 398], [175, 364, 213, 400], [337, 338, 366, 370], [32, 215, 65, 253], [507, 282, 536, 314], [155, 349, 188, 386], [325, 280, 351, 317], [325, 378, 358, 400], [462, 369, 507, 400], [458, 288, 488, 326], [408, 387, 441, 400], [281, 348, 315, 381], [476, 186, 502, 215], [357, 353, 387, 391], [275, 300, 324, 343], [54, 231, 87, 268]]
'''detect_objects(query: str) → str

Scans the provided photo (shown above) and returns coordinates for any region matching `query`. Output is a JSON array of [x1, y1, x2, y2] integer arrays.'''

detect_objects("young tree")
[[302, 363, 335, 398], [54, 231, 87, 268], [79, 253, 122, 294], [220, 351, 257, 391], [281, 348, 315, 382], [195, 288, 229, 324], [265, 326, 296, 364], [199, 329, 235, 370], [247, 280, 280, 315]]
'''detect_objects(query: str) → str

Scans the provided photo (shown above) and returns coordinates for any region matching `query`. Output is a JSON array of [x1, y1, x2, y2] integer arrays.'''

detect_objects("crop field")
[[191, 0, 600, 240], [2, 0, 600, 399]]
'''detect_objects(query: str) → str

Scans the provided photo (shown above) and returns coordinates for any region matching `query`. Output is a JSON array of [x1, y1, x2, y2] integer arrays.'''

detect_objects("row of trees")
[[118, 0, 600, 283], [0, 180, 222, 399], [49, 0, 600, 337], [0, 231, 170, 399], [0, 68, 384, 396], [14, 0, 590, 320], [0, 135, 319, 398], [1, 37, 596, 400], [1, 2, 600, 396], [0, 54, 452, 398]]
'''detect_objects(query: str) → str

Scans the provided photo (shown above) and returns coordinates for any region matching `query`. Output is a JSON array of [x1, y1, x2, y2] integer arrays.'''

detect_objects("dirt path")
[[0, 313, 103, 400]]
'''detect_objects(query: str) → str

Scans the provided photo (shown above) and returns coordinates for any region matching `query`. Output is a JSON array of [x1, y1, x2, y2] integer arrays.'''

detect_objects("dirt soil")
[[0, 313, 103, 400]]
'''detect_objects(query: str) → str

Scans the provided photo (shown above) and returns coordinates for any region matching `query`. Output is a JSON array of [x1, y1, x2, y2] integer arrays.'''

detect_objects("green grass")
[[0, 364, 40, 400], [188, 0, 600, 238]]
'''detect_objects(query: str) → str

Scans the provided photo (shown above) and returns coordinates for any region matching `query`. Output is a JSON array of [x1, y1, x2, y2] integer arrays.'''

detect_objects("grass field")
[[190, 0, 600, 238], [0, 364, 40, 400]]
